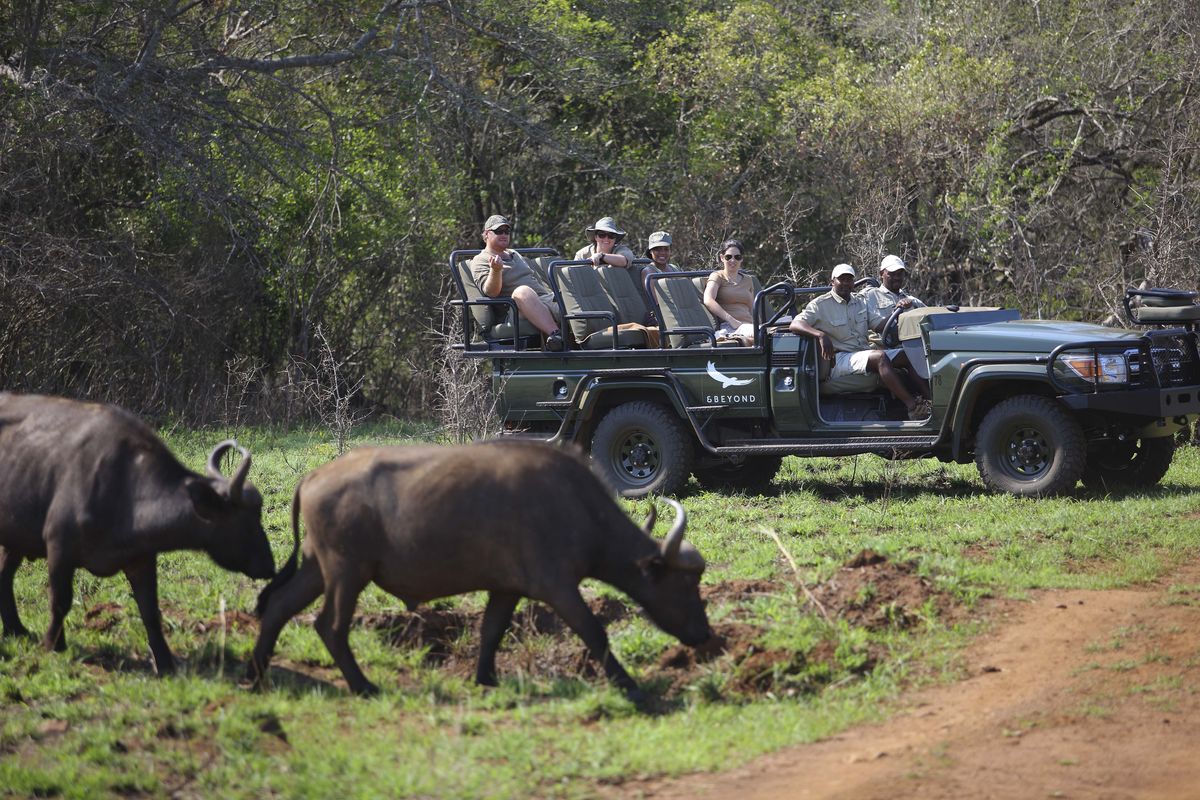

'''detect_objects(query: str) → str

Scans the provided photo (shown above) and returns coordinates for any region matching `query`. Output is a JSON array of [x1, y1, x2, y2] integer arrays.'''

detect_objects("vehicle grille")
[[1129, 334, 1200, 388]]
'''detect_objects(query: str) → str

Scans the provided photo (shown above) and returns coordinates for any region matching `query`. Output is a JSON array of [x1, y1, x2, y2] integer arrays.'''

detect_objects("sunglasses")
[[491, 228, 511, 236], [723, 253, 743, 261], [594, 231, 616, 239]]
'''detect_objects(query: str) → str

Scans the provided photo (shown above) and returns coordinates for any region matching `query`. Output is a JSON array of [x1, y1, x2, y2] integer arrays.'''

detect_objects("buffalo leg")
[[248, 556, 324, 686], [125, 557, 175, 676], [0, 548, 32, 639], [550, 589, 639, 695], [42, 553, 75, 653], [476, 591, 520, 686], [313, 570, 375, 696]]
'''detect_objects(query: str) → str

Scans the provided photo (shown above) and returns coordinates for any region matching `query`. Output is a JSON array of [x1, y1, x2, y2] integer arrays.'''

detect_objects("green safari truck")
[[449, 249, 1200, 498]]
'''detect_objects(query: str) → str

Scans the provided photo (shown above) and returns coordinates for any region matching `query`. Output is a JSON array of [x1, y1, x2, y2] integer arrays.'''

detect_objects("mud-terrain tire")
[[591, 401, 694, 498], [1082, 437, 1175, 491], [693, 456, 783, 493], [974, 395, 1086, 497]]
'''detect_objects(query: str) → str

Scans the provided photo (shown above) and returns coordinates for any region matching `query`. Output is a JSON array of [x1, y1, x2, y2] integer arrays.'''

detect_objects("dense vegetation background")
[[3, 0, 1198, 421]]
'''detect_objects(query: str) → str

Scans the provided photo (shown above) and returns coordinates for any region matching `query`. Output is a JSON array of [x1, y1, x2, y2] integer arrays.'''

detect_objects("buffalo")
[[0, 393, 276, 673], [250, 440, 712, 698]]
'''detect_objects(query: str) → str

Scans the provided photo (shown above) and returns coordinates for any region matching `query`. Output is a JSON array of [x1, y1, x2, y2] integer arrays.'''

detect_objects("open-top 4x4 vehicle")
[[449, 249, 1200, 498]]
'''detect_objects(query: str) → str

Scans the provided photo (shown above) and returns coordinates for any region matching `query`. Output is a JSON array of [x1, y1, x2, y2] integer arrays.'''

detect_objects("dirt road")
[[643, 560, 1200, 799]]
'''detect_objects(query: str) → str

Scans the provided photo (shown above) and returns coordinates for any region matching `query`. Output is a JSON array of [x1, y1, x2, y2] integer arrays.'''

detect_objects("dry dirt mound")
[[636, 559, 1200, 800]]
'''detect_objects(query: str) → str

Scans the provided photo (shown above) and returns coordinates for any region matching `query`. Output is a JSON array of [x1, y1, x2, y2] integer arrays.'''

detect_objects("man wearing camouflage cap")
[[470, 214, 564, 351]]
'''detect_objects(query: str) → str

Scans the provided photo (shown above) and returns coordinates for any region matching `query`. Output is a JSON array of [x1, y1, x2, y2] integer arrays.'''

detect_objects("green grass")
[[3, 424, 1200, 798]]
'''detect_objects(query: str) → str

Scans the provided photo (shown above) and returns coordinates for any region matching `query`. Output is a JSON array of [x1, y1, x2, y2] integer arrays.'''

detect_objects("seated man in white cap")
[[860, 253, 930, 398], [789, 263, 931, 420], [470, 214, 564, 351]]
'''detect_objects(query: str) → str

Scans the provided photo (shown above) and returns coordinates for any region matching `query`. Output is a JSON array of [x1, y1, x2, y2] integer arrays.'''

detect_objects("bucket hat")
[[646, 230, 672, 255], [586, 216, 626, 241]]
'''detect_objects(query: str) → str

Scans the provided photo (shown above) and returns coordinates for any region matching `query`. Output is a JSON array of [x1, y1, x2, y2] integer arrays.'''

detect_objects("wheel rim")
[[612, 429, 659, 486], [1004, 426, 1051, 478]]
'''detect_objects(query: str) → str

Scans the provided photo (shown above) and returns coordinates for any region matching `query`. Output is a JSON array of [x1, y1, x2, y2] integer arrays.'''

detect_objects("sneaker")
[[543, 330, 564, 352], [908, 397, 933, 420]]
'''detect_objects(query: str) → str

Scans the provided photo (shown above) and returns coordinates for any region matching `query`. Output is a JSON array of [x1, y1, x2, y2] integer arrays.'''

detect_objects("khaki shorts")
[[830, 350, 873, 378]]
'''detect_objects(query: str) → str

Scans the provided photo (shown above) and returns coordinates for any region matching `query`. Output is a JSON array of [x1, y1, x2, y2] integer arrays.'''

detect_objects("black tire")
[[693, 456, 783, 493], [974, 395, 1086, 497], [590, 401, 694, 497], [1082, 436, 1175, 491]]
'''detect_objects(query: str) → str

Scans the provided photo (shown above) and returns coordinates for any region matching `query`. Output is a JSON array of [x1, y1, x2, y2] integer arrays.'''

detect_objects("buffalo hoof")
[[1, 625, 34, 641], [151, 658, 177, 677], [42, 634, 67, 653], [351, 681, 381, 698]]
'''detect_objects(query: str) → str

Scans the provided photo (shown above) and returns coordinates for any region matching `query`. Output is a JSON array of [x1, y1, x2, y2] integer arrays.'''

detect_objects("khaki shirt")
[[860, 286, 927, 330], [797, 290, 872, 353], [469, 250, 550, 299]]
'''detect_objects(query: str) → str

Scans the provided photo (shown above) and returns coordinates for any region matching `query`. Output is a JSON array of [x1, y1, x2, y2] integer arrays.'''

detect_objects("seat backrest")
[[454, 254, 498, 333], [555, 264, 617, 343], [653, 274, 717, 347], [530, 256, 554, 287], [598, 267, 649, 325]]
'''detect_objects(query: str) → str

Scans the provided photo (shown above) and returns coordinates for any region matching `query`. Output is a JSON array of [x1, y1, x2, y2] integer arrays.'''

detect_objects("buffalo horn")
[[207, 439, 252, 505], [640, 502, 658, 535], [659, 498, 687, 560]]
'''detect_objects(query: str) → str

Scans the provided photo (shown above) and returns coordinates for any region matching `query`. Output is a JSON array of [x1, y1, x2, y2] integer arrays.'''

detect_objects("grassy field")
[[3, 423, 1199, 799]]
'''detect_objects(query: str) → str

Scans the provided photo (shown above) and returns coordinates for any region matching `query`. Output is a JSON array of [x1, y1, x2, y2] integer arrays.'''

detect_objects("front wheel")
[[590, 401, 695, 498], [974, 396, 1086, 497], [1082, 436, 1175, 491]]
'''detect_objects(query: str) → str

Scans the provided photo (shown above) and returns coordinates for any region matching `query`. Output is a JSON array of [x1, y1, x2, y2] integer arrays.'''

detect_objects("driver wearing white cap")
[[861, 254, 926, 336], [789, 263, 931, 420]]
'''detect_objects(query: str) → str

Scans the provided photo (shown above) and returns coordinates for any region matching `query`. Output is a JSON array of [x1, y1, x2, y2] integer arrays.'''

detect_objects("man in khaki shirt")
[[789, 263, 931, 420], [860, 254, 930, 397], [469, 214, 563, 351]]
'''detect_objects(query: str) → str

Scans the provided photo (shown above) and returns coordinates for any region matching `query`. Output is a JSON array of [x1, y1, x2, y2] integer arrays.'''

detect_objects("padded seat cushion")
[[598, 267, 650, 326], [1135, 305, 1200, 322]]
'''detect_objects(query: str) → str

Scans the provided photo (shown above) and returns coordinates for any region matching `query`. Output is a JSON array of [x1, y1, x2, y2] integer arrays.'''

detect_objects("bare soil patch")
[[635, 559, 1200, 800]]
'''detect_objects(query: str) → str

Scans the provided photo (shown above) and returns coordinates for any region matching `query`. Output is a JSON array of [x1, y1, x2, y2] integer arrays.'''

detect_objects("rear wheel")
[[693, 456, 783, 493], [1082, 436, 1175, 491], [974, 396, 1086, 497], [590, 401, 694, 498]]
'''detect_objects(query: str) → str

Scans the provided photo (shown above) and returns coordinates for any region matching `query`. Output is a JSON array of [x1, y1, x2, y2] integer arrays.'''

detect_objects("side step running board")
[[714, 434, 942, 456]]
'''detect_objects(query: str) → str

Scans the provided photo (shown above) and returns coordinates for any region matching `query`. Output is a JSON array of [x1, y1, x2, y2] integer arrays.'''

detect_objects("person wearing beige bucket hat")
[[469, 214, 565, 351], [574, 216, 636, 272]]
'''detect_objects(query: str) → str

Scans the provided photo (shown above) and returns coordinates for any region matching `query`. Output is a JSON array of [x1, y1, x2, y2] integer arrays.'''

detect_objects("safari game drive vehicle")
[[449, 249, 1200, 498]]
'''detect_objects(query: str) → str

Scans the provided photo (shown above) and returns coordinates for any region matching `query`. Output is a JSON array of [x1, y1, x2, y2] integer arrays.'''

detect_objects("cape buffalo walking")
[[0, 393, 276, 674], [250, 440, 712, 698]]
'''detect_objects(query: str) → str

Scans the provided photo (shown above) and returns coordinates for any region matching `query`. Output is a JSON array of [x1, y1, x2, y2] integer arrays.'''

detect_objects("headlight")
[[1055, 353, 1128, 384]]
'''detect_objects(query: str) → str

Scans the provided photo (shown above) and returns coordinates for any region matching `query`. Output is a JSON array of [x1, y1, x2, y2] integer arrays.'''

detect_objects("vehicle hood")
[[929, 319, 1143, 353]]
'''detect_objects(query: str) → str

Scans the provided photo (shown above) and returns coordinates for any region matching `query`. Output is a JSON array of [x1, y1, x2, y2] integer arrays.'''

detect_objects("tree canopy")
[[3, 0, 1198, 419]]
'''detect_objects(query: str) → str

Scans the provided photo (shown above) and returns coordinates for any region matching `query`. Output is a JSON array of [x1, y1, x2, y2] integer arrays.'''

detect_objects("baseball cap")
[[483, 214, 511, 232], [880, 254, 907, 272], [646, 230, 672, 253], [831, 263, 855, 280]]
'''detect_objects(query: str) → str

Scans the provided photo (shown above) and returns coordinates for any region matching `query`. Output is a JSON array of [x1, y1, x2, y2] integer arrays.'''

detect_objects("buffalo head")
[[186, 440, 275, 579], [634, 498, 712, 646]]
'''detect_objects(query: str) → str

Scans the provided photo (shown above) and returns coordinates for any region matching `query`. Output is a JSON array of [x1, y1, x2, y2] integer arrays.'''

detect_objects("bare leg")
[[124, 556, 175, 675], [42, 552, 74, 653], [248, 556, 325, 687], [867, 351, 916, 410], [511, 285, 559, 335], [548, 588, 639, 697], [0, 548, 32, 639], [476, 591, 520, 686], [890, 350, 931, 399], [313, 567, 375, 696]]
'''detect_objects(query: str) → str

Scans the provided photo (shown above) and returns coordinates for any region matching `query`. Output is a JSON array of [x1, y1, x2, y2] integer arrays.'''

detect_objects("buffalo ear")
[[186, 478, 227, 521]]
